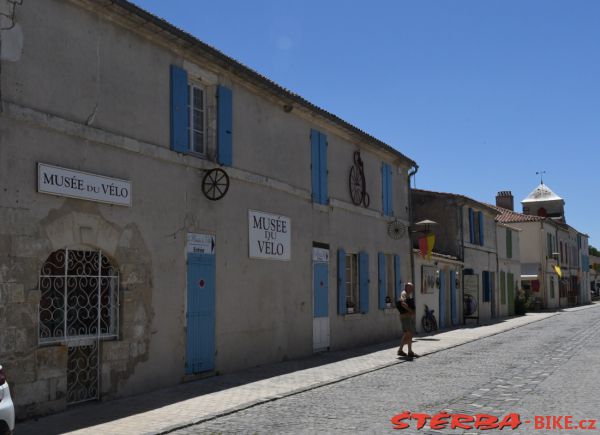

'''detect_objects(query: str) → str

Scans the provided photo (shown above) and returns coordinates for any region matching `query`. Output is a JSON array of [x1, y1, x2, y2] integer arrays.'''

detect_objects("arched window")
[[39, 249, 119, 343], [537, 207, 547, 217]]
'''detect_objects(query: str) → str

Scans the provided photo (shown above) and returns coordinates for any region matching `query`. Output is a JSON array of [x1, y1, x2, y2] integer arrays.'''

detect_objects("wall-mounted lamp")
[[411, 219, 438, 234]]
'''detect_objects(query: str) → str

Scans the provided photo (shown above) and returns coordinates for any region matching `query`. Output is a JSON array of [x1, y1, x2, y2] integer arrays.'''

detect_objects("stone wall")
[[0, 203, 153, 418]]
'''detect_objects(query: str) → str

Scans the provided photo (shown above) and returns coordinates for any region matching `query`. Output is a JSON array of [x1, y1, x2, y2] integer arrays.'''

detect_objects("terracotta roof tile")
[[486, 204, 544, 223]]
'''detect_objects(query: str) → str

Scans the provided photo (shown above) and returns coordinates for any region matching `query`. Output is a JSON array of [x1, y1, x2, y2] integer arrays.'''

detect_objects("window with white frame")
[[345, 253, 359, 312], [188, 84, 206, 155]]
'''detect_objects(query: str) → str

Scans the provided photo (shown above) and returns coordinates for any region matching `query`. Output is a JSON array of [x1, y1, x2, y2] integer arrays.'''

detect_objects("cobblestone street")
[[174, 306, 600, 434]]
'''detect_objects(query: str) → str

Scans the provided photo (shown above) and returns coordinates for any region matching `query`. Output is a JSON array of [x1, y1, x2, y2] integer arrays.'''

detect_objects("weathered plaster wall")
[[0, 0, 415, 419]]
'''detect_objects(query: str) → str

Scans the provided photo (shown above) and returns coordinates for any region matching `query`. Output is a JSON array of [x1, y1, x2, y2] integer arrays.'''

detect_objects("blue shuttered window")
[[337, 249, 346, 315], [478, 211, 484, 246], [311, 129, 328, 204], [378, 253, 386, 309], [381, 163, 393, 216], [170, 65, 233, 163], [394, 254, 401, 302], [319, 133, 328, 203], [359, 251, 369, 314], [217, 85, 233, 166], [468, 208, 475, 244], [468, 208, 484, 247], [170, 65, 189, 153]]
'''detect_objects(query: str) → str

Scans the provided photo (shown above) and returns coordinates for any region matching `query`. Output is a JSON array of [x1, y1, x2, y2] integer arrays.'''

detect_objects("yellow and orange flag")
[[418, 234, 436, 259]]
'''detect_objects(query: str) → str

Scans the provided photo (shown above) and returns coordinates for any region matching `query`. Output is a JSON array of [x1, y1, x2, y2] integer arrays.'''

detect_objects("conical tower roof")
[[521, 183, 563, 203]]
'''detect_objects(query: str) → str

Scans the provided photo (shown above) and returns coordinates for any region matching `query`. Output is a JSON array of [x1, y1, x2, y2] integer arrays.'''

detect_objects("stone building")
[[412, 250, 463, 333], [492, 188, 590, 309], [0, 0, 416, 417], [411, 189, 503, 325]]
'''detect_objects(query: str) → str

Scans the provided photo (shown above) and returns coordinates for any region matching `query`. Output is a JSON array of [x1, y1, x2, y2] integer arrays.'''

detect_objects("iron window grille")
[[38, 249, 119, 344]]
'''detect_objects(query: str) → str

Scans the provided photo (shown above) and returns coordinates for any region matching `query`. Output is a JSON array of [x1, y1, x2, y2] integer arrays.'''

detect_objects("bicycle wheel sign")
[[348, 151, 370, 208]]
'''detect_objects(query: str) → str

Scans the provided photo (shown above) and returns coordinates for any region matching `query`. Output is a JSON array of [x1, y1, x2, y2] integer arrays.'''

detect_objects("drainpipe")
[[540, 221, 546, 309], [494, 223, 499, 318], [408, 164, 419, 284]]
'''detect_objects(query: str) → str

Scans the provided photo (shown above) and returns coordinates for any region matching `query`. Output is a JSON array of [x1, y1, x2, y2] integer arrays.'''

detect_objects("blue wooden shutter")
[[359, 251, 369, 313], [381, 164, 389, 215], [311, 129, 320, 203], [378, 253, 386, 309], [478, 211, 484, 246], [394, 254, 401, 302], [483, 271, 490, 302], [468, 208, 475, 243], [337, 249, 346, 315], [217, 85, 233, 166], [170, 65, 189, 153], [319, 132, 328, 204], [387, 164, 393, 216]]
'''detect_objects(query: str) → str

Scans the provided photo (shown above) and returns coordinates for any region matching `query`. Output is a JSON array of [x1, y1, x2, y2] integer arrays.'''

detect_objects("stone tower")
[[521, 182, 565, 222]]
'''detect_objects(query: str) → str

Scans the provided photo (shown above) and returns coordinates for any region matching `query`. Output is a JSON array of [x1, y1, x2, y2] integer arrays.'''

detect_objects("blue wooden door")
[[314, 262, 329, 318], [439, 270, 446, 329], [186, 253, 215, 374]]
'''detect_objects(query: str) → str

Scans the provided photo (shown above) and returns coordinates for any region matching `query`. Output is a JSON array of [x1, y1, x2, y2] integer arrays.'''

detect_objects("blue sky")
[[131, 0, 599, 246]]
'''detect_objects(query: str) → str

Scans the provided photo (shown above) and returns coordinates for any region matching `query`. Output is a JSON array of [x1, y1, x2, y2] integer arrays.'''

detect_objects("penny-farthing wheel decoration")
[[202, 168, 230, 201], [349, 151, 369, 207]]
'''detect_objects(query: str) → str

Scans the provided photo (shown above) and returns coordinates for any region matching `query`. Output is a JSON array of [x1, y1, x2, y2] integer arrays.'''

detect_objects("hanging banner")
[[418, 234, 435, 259]]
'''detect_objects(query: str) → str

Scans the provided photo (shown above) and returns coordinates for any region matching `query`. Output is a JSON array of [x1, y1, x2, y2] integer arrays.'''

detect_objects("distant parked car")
[[0, 364, 15, 435]]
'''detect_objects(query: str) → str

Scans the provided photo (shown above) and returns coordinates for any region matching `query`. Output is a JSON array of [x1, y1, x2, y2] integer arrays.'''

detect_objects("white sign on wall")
[[422, 265, 436, 294], [312, 247, 329, 262], [187, 233, 215, 255], [38, 163, 132, 207], [248, 210, 291, 261]]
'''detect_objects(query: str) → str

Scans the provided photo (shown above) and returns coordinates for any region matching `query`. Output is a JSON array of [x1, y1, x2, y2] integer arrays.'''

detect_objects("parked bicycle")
[[421, 304, 438, 333]]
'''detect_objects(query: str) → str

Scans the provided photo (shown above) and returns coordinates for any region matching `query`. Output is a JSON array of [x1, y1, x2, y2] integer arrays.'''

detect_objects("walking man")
[[397, 282, 419, 360]]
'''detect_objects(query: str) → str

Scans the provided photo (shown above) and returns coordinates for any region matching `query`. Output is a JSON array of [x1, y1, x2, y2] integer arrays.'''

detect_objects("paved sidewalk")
[[18, 305, 597, 435]]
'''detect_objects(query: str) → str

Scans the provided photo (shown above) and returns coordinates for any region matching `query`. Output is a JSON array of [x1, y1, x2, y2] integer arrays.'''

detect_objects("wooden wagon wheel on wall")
[[202, 168, 230, 201]]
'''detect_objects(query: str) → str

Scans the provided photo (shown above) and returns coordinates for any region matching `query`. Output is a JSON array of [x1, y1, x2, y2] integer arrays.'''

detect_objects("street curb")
[[156, 307, 600, 434]]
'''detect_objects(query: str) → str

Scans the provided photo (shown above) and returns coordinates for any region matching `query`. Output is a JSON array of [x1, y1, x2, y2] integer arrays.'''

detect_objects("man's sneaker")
[[397, 349, 407, 357], [408, 352, 420, 358]]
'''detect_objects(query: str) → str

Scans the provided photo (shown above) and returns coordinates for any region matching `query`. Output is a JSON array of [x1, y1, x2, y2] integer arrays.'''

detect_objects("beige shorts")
[[401, 315, 416, 333]]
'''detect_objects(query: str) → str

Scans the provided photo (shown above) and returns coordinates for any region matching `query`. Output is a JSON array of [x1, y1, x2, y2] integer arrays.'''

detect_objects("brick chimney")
[[496, 191, 514, 211]]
